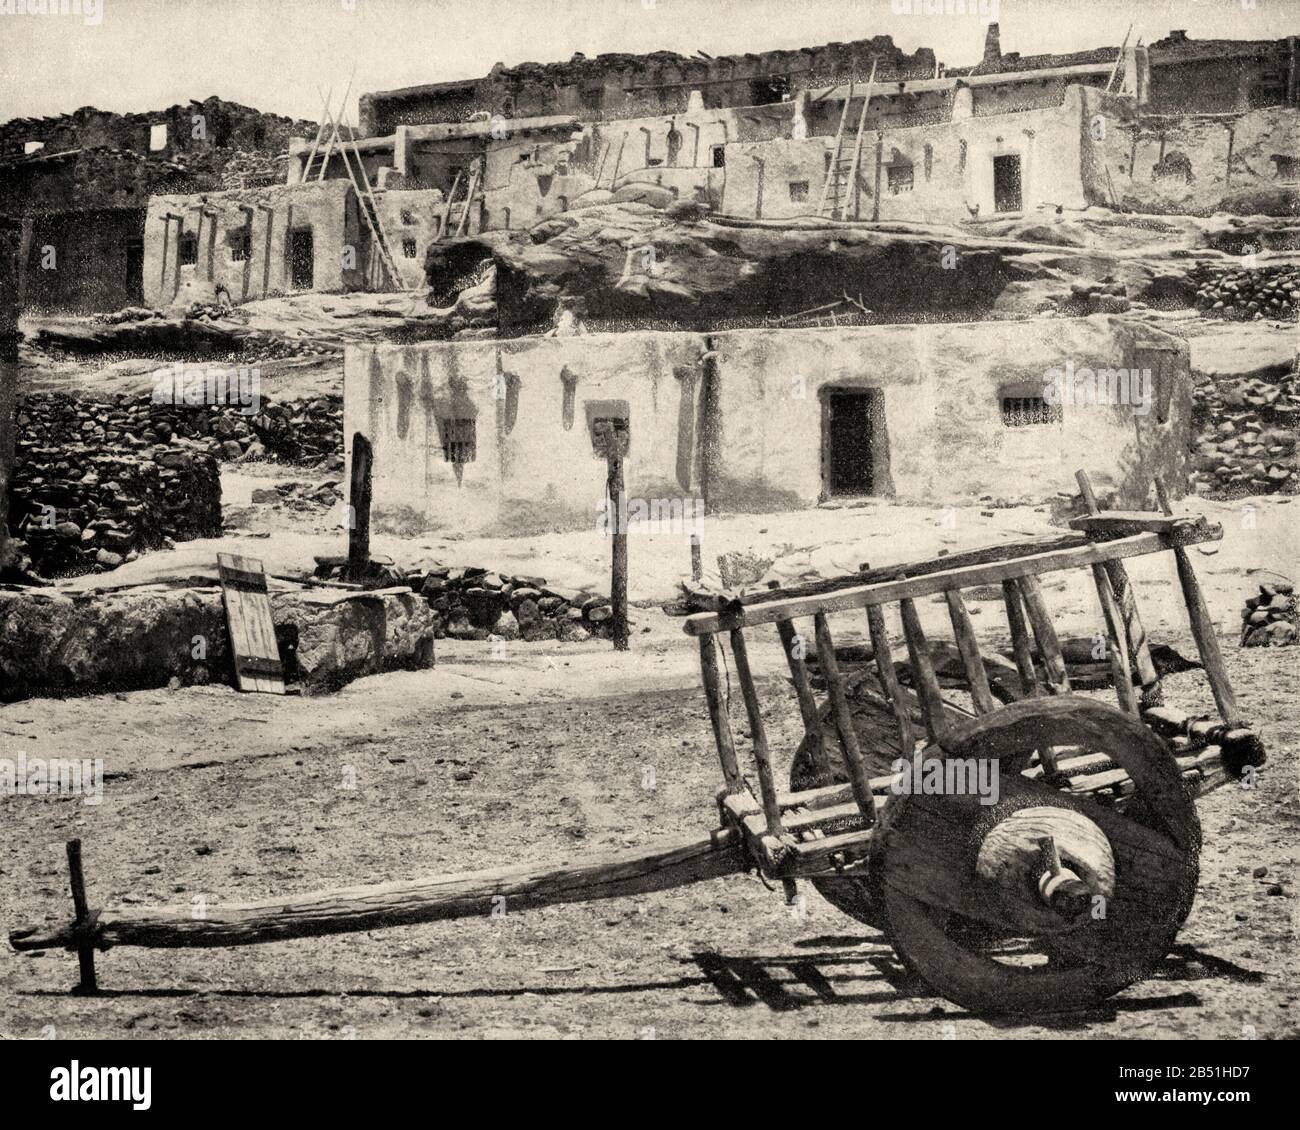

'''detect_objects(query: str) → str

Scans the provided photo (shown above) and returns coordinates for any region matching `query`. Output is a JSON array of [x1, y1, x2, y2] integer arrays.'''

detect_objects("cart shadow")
[[15, 942, 1262, 1022]]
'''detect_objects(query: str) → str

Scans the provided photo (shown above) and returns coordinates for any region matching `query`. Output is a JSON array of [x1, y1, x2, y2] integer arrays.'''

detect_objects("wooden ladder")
[[818, 59, 875, 220], [305, 85, 406, 291]]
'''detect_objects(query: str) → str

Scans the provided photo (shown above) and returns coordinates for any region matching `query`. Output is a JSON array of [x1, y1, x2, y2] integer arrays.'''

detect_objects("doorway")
[[289, 227, 314, 290], [823, 388, 880, 496], [993, 154, 1022, 213], [124, 239, 144, 303]]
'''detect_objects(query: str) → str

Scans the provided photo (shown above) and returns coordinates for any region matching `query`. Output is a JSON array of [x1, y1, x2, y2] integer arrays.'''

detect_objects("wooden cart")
[[9, 473, 1266, 1016]]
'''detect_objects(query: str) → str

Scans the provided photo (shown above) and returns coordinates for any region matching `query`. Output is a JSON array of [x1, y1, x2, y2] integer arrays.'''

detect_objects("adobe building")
[[130, 23, 1300, 310], [344, 317, 1190, 536], [0, 98, 317, 312]]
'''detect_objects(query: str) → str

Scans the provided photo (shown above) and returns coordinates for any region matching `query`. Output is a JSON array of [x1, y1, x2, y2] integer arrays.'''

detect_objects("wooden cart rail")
[[682, 520, 1220, 637]]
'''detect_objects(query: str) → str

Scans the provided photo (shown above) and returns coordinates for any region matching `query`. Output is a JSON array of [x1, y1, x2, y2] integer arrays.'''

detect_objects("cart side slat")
[[681, 526, 1222, 636]]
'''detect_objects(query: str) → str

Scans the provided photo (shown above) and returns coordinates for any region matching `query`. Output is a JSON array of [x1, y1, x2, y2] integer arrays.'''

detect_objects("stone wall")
[[9, 394, 222, 578], [0, 97, 315, 169], [360, 36, 936, 134]]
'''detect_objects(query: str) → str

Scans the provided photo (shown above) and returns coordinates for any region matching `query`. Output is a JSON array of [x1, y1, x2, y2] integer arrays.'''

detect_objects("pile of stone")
[[1189, 368, 1298, 496], [1240, 579, 1297, 647], [1193, 265, 1300, 321], [16, 390, 342, 470], [313, 558, 617, 642], [250, 479, 343, 510], [1060, 279, 1132, 315], [9, 434, 221, 578]]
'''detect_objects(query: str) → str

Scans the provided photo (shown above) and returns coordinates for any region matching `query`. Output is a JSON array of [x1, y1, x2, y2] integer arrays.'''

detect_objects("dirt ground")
[[1, 619, 1296, 1039]]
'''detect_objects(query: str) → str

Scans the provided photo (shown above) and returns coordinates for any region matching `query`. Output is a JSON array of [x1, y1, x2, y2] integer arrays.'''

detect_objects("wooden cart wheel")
[[870, 695, 1200, 1015]]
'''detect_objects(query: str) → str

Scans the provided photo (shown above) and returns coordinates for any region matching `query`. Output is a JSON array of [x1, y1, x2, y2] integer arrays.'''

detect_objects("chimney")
[[1169, 30, 1188, 43], [983, 23, 1002, 65]]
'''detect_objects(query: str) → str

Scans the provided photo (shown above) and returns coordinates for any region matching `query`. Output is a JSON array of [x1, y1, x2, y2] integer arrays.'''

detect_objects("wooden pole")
[[13, 832, 748, 955], [696, 634, 742, 793], [944, 589, 997, 713], [777, 618, 829, 777], [0, 220, 19, 573], [1154, 479, 1240, 725], [1001, 579, 1041, 698], [347, 432, 372, 582], [600, 423, 629, 651], [729, 629, 784, 838], [865, 604, 915, 752], [65, 840, 98, 993], [813, 612, 875, 823], [1076, 469, 1163, 705]]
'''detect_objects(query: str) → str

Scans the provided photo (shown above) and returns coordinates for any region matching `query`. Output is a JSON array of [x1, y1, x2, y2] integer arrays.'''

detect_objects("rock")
[[0, 587, 434, 701]]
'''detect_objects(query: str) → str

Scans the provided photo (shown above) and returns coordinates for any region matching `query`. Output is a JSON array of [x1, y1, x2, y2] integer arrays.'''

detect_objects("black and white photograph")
[[0, 0, 1295, 1080]]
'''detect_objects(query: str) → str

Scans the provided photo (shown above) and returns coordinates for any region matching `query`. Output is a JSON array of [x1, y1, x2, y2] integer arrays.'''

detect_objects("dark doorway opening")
[[289, 227, 314, 290], [993, 153, 1022, 213], [124, 239, 144, 303], [750, 76, 790, 105], [823, 388, 879, 496]]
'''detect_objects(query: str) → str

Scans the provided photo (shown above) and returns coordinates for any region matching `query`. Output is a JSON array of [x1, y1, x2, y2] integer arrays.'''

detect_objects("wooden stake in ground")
[[65, 840, 98, 994], [346, 431, 373, 583], [598, 422, 629, 651]]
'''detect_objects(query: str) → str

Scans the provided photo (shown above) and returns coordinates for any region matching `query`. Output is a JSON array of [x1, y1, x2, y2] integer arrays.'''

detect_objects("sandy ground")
[[5, 298, 1296, 1038], [0, 630, 1295, 1040], [2, 484, 1297, 1038]]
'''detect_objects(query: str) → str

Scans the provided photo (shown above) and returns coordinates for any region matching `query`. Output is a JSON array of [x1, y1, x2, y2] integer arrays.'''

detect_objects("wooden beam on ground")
[[11, 832, 749, 953]]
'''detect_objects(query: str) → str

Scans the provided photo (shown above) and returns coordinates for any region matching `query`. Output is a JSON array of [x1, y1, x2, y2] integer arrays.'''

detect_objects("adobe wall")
[[726, 85, 1097, 223], [344, 333, 706, 537], [1089, 103, 1300, 215], [707, 317, 1190, 512], [21, 207, 144, 313], [346, 316, 1190, 537], [143, 180, 362, 307]]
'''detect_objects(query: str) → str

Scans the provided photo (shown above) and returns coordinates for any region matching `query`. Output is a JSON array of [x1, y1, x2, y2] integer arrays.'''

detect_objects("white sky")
[[0, 0, 1294, 126]]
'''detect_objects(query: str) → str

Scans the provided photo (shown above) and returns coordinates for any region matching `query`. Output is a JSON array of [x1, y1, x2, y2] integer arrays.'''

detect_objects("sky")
[[0, 0, 1294, 127]]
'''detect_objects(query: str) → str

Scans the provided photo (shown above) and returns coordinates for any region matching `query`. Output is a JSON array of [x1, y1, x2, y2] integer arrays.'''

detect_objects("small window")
[[149, 123, 168, 151], [438, 418, 476, 464], [711, 145, 725, 168], [590, 416, 630, 458], [924, 144, 933, 182], [178, 232, 199, 266], [788, 181, 809, 203], [402, 238, 418, 258], [1000, 395, 1061, 428], [887, 165, 914, 195], [1272, 155, 1300, 182], [400, 209, 415, 225], [23, 140, 45, 155], [228, 227, 250, 262]]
